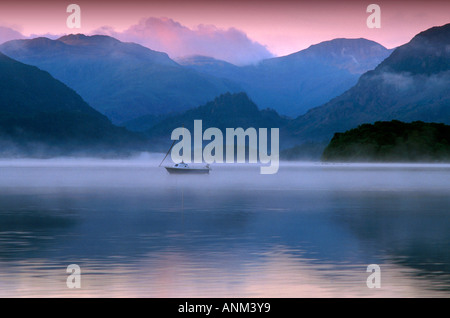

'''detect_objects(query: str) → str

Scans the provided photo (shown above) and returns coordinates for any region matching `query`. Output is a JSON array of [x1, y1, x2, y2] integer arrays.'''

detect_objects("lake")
[[0, 157, 449, 297]]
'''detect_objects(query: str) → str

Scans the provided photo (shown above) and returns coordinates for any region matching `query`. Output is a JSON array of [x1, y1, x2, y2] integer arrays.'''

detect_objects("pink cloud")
[[94, 17, 274, 65], [0, 26, 25, 44]]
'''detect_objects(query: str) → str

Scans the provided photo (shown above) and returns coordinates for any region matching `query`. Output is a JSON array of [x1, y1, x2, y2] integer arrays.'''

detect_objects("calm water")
[[0, 157, 449, 297]]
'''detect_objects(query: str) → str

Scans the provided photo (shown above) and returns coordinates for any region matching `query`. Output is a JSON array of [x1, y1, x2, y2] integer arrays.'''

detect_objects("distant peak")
[[176, 55, 236, 67], [306, 38, 388, 52], [276, 37, 391, 65], [57, 34, 120, 46], [211, 92, 258, 110]]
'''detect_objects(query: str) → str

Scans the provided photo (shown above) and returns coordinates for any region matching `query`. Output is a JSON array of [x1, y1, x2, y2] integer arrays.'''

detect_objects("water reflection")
[[0, 160, 449, 297]]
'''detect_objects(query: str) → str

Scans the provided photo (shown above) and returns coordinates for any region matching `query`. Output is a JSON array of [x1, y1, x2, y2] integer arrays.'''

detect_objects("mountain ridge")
[[288, 23, 450, 144], [0, 34, 242, 124], [180, 38, 393, 117]]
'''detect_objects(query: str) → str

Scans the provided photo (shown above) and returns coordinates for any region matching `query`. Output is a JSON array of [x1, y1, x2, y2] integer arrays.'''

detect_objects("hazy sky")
[[0, 0, 449, 62]]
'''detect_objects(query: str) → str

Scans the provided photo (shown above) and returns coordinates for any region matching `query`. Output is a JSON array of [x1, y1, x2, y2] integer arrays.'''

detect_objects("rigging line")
[[159, 139, 176, 167]]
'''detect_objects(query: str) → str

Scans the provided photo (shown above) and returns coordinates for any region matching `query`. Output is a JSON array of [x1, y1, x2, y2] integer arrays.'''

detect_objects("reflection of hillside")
[[329, 191, 450, 290], [0, 207, 78, 260]]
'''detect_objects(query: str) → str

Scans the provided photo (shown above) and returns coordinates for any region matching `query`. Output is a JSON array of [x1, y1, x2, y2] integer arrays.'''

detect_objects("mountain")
[[0, 52, 146, 157], [322, 120, 450, 162], [0, 34, 241, 124], [0, 35, 391, 126], [289, 23, 450, 144], [176, 55, 244, 80], [179, 38, 392, 117], [145, 92, 293, 151]]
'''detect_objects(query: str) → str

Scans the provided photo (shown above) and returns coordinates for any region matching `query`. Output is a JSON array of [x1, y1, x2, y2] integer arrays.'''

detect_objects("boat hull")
[[165, 167, 210, 174]]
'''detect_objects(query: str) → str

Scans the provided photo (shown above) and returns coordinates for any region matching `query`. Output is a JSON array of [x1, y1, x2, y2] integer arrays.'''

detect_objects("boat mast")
[[159, 140, 176, 167]]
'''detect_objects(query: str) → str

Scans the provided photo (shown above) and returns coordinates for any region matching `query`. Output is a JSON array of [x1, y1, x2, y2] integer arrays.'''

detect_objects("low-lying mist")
[[1, 154, 450, 194]]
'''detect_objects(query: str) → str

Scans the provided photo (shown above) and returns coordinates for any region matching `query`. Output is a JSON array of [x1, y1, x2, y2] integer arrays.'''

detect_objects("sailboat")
[[164, 161, 211, 174], [159, 140, 211, 174]]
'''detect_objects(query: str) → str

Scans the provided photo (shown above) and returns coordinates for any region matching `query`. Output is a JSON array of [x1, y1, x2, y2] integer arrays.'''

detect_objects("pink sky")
[[0, 0, 449, 59]]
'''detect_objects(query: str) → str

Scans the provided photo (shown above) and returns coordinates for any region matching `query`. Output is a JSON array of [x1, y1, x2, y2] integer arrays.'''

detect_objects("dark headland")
[[322, 120, 450, 162]]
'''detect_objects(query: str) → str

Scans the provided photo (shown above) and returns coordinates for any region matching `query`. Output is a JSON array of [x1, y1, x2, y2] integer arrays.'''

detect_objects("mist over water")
[[0, 155, 449, 297]]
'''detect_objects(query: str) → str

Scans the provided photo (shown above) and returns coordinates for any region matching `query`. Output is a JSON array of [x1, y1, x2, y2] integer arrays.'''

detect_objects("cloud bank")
[[0, 25, 64, 45], [1, 18, 274, 65], [94, 17, 274, 65], [0, 26, 25, 44]]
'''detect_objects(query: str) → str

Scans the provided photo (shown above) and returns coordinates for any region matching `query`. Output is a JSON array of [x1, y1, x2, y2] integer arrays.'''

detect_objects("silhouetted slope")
[[146, 92, 292, 150], [0, 52, 146, 156]]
